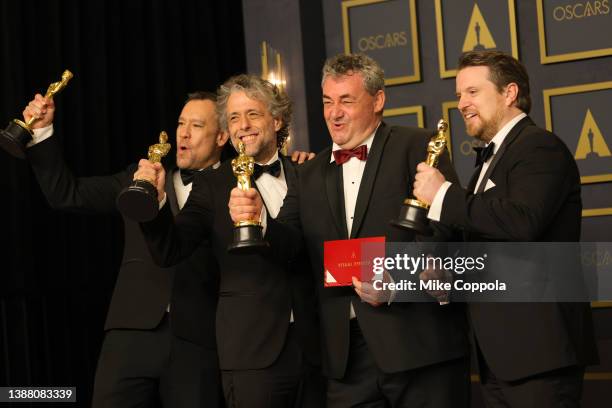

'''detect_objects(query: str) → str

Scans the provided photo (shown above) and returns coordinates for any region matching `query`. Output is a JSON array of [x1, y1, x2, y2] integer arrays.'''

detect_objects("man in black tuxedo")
[[22, 91, 228, 407], [414, 51, 599, 407], [230, 54, 470, 407], [136, 74, 321, 408]]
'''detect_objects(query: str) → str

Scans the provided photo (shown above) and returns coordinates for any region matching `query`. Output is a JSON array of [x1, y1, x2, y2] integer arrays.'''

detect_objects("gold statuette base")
[[234, 220, 263, 227], [404, 198, 430, 210]]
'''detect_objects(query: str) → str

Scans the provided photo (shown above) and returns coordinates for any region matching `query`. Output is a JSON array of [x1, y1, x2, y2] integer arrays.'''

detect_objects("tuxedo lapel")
[[280, 155, 296, 185], [325, 159, 349, 238], [165, 166, 180, 215], [350, 123, 389, 239], [467, 166, 482, 193], [476, 116, 533, 194]]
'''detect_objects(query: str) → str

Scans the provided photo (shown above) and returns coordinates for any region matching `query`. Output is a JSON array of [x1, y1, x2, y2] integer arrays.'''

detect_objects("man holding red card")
[[230, 54, 471, 407]]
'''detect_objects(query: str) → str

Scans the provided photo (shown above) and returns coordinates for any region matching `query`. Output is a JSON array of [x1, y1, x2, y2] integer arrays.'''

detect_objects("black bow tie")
[[180, 166, 214, 186], [180, 169, 197, 186], [473, 142, 495, 167], [253, 160, 281, 179]]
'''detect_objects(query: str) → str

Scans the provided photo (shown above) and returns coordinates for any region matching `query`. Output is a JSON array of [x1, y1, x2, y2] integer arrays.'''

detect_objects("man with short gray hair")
[[231, 54, 471, 407]]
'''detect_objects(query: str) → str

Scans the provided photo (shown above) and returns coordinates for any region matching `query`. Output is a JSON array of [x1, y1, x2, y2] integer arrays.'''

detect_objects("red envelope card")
[[323, 236, 386, 287]]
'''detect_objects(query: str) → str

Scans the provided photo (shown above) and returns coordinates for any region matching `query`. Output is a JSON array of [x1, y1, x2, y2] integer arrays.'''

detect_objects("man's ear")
[[373, 90, 385, 114], [217, 131, 230, 147], [504, 83, 519, 107], [274, 117, 282, 132]]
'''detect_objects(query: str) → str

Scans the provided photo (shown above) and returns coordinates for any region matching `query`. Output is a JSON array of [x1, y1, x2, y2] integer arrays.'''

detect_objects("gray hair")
[[217, 74, 292, 149], [321, 53, 385, 95]]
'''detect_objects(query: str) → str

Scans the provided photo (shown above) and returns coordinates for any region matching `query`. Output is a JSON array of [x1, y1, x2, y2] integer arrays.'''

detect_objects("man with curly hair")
[[136, 74, 321, 407]]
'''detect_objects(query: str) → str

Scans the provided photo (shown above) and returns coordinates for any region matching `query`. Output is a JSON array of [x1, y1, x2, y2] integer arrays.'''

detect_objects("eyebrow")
[[322, 93, 354, 99], [178, 117, 205, 124]]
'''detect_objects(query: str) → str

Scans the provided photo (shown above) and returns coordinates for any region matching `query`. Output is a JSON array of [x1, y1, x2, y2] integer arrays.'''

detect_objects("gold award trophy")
[[391, 119, 449, 235], [117, 131, 171, 222], [0, 70, 73, 159], [227, 142, 270, 253]]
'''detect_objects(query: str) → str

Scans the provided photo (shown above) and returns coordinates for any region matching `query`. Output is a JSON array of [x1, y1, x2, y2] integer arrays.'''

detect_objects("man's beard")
[[465, 112, 502, 143]]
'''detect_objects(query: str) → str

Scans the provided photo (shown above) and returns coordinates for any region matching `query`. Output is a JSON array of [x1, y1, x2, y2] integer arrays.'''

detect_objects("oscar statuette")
[[0, 70, 73, 159], [391, 119, 449, 235], [227, 142, 270, 253], [117, 131, 171, 222]]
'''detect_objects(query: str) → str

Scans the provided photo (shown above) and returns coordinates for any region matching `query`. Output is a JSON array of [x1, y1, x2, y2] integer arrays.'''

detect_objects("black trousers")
[[92, 314, 221, 408], [327, 319, 470, 408], [221, 324, 323, 408], [478, 346, 585, 408]]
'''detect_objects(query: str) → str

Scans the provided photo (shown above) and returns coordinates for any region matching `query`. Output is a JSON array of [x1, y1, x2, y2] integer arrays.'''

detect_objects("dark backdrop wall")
[[0, 0, 246, 406]]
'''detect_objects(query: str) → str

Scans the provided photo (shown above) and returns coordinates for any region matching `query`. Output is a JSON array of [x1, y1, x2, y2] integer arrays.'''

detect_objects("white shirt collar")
[[329, 123, 380, 163], [488, 112, 527, 154], [259, 150, 280, 166]]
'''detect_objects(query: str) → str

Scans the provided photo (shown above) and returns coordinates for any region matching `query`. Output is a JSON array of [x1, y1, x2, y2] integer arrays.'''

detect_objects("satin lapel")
[[280, 155, 296, 185], [467, 166, 482, 193], [350, 123, 389, 239], [165, 166, 180, 215], [476, 116, 534, 194], [325, 158, 348, 238]]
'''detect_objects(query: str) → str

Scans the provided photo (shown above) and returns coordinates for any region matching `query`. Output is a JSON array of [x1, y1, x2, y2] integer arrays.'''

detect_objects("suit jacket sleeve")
[[140, 171, 214, 267], [441, 133, 575, 241], [26, 135, 131, 214]]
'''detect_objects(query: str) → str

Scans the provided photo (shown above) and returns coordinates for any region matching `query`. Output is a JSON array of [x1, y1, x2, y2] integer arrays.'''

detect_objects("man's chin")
[[464, 125, 482, 140], [176, 158, 189, 169]]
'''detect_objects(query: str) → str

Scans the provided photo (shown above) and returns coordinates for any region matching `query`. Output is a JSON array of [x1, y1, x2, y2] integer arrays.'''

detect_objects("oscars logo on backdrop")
[[462, 3, 496, 52], [575, 109, 611, 160]]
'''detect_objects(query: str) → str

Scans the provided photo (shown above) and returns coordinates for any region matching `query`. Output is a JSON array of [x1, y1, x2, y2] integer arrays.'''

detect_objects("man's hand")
[[291, 150, 315, 164], [134, 159, 166, 202], [23, 94, 55, 129], [229, 188, 263, 223], [419, 256, 452, 304], [352, 273, 392, 307], [413, 162, 446, 205]]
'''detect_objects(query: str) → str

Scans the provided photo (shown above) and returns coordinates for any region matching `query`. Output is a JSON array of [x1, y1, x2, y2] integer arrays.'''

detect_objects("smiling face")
[[176, 99, 226, 170], [322, 72, 384, 150], [456, 66, 515, 143], [226, 91, 280, 163]]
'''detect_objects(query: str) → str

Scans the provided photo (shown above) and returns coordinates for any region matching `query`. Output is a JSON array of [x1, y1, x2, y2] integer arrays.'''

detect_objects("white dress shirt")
[[254, 151, 287, 218], [428, 112, 527, 221], [330, 127, 378, 319], [30, 124, 54, 144]]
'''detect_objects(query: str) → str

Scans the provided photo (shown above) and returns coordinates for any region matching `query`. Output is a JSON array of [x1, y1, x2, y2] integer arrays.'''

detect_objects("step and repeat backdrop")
[[325, 0, 612, 405]]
